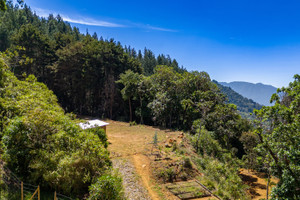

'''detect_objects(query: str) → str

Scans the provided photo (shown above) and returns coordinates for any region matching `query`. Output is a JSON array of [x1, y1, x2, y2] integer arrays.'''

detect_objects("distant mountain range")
[[219, 81, 277, 106], [213, 81, 262, 116]]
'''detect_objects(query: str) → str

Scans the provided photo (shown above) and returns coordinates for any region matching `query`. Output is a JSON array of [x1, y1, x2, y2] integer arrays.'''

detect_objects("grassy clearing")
[[106, 120, 182, 157]]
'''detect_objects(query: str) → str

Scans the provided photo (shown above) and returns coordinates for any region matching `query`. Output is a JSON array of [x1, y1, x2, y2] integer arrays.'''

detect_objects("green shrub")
[[129, 121, 137, 126], [88, 127, 108, 148], [88, 173, 124, 200], [179, 171, 188, 181], [172, 142, 177, 151], [191, 128, 223, 159], [202, 179, 215, 191], [159, 167, 176, 183], [182, 157, 192, 169], [153, 132, 158, 146]]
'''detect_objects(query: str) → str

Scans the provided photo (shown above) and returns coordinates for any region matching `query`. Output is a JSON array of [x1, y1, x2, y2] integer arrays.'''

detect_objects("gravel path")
[[112, 157, 151, 200]]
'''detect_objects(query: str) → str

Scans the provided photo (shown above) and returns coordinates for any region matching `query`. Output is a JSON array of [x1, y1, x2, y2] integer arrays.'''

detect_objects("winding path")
[[106, 120, 177, 200]]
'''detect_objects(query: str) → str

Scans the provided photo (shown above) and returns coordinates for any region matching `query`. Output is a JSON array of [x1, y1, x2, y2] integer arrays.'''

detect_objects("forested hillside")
[[219, 81, 277, 106], [0, 2, 299, 199], [0, 2, 186, 119], [0, 3, 246, 131], [214, 80, 262, 118]]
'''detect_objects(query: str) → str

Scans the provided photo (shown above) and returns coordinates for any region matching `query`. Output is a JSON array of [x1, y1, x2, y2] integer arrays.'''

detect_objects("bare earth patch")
[[133, 154, 160, 200], [106, 120, 182, 199], [240, 168, 279, 200]]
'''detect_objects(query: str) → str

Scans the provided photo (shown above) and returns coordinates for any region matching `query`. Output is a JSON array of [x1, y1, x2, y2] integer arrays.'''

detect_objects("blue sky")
[[23, 0, 300, 87]]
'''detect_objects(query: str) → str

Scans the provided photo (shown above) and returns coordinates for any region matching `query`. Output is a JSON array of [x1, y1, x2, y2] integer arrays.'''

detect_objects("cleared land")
[[107, 120, 178, 199], [106, 120, 277, 200]]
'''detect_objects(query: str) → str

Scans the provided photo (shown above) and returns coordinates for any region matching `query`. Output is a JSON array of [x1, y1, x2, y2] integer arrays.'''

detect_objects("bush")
[[179, 171, 188, 181], [88, 127, 108, 148], [129, 121, 137, 126], [159, 167, 176, 183], [88, 173, 124, 200], [191, 128, 223, 159], [182, 157, 192, 169]]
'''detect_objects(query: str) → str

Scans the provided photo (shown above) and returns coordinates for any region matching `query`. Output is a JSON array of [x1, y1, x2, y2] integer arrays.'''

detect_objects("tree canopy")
[[254, 75, 300, 199]]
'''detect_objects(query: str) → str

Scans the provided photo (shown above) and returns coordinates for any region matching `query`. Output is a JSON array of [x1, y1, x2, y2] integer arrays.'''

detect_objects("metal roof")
[[78, 119, 109, 130]]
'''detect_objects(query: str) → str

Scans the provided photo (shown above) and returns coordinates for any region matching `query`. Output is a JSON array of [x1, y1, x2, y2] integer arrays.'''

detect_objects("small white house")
[[78, 119, 109, 133]]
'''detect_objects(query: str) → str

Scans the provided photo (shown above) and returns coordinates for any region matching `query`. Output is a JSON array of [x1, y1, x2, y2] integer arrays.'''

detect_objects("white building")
[[78, 119, 109, 133]]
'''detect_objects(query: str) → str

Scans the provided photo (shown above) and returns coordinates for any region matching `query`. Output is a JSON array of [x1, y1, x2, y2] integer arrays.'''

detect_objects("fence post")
[[38, 185, 40, 200], [54, 191, 57, 200], [21, 182, 23, 200]]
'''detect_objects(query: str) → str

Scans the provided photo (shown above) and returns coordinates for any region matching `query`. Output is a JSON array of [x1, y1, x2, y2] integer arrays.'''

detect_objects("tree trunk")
[[140, 96, 143, 124], [266, 172, 270, 200], [197, 123, 202, 152], [257, 132, 283, 176], [169, 113, 172, 128], [129, 97, 132, 122]]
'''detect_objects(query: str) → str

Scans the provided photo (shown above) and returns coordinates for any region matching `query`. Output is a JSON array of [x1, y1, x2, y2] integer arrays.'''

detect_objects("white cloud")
[[33, 7, 124, 27], [33, 7, 55, 18], [32, 7, 177, 32], [145, 25, 177, 32], [60, 15, 124, 27]]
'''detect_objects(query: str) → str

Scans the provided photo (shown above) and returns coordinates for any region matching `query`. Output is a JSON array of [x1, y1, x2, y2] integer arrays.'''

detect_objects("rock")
[[165, 143, 172, 148], [178, 133, 184, 138], [168, 138, 176, 144]]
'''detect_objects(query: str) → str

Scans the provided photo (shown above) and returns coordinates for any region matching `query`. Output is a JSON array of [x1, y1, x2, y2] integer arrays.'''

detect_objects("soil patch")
[[240, 168, 279, 200], [133, 154, 160, 200]]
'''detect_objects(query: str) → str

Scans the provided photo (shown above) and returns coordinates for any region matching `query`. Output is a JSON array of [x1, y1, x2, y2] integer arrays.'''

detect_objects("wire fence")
[[0, 160, 74, 200]]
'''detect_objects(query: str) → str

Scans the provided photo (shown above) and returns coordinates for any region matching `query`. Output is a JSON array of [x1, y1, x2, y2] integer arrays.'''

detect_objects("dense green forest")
[[0, 1, 299, 199], [0, 56, 123, 199]]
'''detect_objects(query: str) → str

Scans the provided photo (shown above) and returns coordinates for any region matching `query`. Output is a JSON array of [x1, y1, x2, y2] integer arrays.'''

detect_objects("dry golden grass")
[[106, 120, 181, 157]]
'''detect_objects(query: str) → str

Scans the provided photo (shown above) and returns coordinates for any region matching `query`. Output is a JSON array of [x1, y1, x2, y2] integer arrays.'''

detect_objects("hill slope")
[[214, 80, 262, 113], [219, 81, 277, 106], [107, 120, 278, 200]]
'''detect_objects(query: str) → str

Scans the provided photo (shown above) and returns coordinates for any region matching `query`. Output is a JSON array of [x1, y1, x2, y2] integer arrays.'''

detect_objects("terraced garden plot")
[[165, 181, 211, 200]]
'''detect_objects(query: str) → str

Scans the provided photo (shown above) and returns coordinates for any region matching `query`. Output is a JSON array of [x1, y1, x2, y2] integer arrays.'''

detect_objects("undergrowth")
[[190, 127, 250, 200]]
